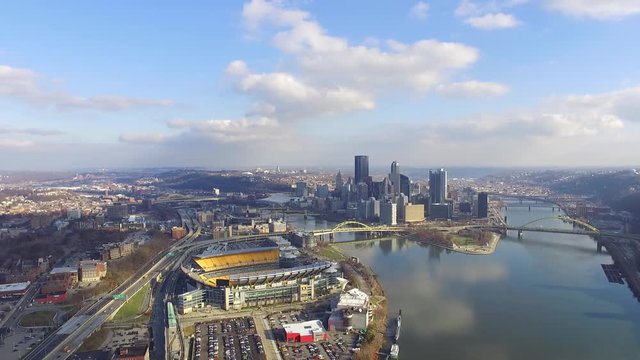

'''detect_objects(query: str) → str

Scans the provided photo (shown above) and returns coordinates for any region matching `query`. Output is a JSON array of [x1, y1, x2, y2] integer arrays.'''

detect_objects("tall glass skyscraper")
[[429, 168, 448, 204], [390, 161, 401, 196], [354, 155, 369, 184]]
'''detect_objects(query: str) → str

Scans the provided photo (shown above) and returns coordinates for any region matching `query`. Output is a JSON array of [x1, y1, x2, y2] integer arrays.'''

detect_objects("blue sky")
[[1, 0, 640, 170]]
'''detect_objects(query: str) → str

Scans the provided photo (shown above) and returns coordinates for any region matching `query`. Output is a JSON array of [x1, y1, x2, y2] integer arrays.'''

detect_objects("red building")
[[34, 291, 67, 304], [283, 320, 327, 343], [171, 226, 187, 240], [112, 345, 149, 360]]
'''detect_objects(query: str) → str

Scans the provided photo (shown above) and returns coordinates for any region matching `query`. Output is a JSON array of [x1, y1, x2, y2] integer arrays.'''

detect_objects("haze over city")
[[1, 0, 640, 170]]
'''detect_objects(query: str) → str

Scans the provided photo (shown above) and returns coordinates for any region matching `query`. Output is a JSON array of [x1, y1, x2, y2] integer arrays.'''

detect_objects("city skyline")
[[2, 0, 640, 170]]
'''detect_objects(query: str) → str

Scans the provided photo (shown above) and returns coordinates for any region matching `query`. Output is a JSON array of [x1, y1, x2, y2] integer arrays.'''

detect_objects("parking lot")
[[267, 310, 360, 360], [191, 316, 266, 360], [0, 327, 48, 359], [102, 326, 149, 353]]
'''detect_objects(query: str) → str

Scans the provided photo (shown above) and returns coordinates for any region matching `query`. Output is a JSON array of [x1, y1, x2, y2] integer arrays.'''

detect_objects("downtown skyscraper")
[[429, 168, 448, 204], [354, 155, 369, 185]]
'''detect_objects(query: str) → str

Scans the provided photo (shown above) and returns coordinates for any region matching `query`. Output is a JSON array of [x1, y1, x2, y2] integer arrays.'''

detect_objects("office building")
[[404, 204, 425, 223], [335, 171, 344, 189], [316, 184, 330, 198], [296, 181, 308, 197], [369, 197, 381, 219], [106, 204, 129, 220], [354, 155, 369, 185], [380, 202, 397, 226], [390, 161, 401, 197], [356, 182, 369, 201], [429, 168, 448, 204], [396, 194, 408, 222], [478, 192, 489, 218], [430, 203, 452, 220], [400, 174, 411, 200], [66, 207, 82, 220], [459, 202, 472, 213]]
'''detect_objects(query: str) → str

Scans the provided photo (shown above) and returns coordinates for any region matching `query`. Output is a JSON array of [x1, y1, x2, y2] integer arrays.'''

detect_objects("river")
[[282, 200, 640, 360]]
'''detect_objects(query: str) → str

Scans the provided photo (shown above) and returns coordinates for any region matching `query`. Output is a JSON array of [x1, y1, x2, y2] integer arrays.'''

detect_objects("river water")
[[280, 199, 640, 360]]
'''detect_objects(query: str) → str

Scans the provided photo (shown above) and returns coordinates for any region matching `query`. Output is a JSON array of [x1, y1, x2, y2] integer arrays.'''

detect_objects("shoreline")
[[312, 243, 388, 359], [410, 231, 502, 255]]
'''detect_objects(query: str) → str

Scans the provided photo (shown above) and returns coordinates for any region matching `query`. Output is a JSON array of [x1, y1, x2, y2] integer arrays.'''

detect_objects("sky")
[[1, 0, 640, 170]]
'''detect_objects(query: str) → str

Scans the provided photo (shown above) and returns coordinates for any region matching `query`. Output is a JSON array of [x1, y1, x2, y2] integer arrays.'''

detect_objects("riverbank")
[[310, 244, 388, 359], [411, 231, 502, 255]]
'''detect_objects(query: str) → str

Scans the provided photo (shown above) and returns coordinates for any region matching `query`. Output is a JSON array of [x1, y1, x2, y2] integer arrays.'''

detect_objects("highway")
[[23, 214, 300, 359], [23, 210, 200, 360]]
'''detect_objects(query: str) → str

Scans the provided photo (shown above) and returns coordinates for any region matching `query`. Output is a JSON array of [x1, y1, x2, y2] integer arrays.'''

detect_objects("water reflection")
[[323, 204, 640, 360]]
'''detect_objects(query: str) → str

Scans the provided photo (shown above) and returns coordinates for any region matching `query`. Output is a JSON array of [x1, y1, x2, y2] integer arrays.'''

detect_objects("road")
[[24, 210, 289, 360], [23, 210, 200, 360]]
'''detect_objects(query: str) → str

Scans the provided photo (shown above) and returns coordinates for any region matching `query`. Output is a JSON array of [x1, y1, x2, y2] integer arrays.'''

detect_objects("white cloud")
[[425, 86, 636, 141], [0, 125, 64, 136], [546, 0, 640, 20], [410, 2, 430, 20], [0, 64, 174, 111], [455, 1, 524, 29], [0, 138, 33, 148], [464, 12, 520, 29], [227, 61, 375, 120], [436, 80, 510, 97], [167, 117, 282, 143], [456, 0, 528, 16], [229, 0, 498, 124], [119, 133, 175, 145], [550, 86, 640, 122], [240, 0, 484, 96]]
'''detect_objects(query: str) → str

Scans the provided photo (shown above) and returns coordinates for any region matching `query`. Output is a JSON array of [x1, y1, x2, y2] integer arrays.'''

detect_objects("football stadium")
[[178, 238, 345, 312]]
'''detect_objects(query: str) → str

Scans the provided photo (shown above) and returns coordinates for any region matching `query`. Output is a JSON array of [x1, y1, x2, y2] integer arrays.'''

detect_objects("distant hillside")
[[552, 170, 640, 232], [551, 170, 640, 202], [158, 171, 290, 193]]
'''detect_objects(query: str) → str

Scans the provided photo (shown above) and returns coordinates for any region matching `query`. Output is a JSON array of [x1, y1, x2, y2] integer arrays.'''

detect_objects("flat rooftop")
[[194, 238, 278, 259], [0, 281, 30, 292], [283, 320, 326, 335], [50, 266, 78, 274]]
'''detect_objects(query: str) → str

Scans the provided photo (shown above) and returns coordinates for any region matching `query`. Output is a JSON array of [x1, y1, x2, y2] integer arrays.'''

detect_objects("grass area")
[[77, 327, 109, 352], [450, 235, 476, 246], [316, 244, 347, 261], [19, 311, 56, 327], [183, 324, 195, 338], [113, 283, 149, 321]]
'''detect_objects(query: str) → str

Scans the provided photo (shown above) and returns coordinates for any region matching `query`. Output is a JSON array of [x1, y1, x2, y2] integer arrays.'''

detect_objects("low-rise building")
[[78, 260, 107, 282], [112, 345, 149, 360], [328, 288, 371, 331], [0, 281, 30, 299], [171, 226, 187, 240], [283, 320, 327, 343]]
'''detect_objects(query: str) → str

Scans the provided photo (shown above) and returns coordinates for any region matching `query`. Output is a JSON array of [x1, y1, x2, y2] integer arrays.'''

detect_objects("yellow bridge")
[[309, 221, 409, 237]]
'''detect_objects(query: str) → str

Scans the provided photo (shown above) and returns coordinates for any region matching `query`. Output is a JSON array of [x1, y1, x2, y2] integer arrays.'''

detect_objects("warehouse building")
[[283, 320, 328, 343]]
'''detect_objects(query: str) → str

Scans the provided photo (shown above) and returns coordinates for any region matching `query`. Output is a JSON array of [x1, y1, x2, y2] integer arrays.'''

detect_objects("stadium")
[[178, 238, 345, 312]]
